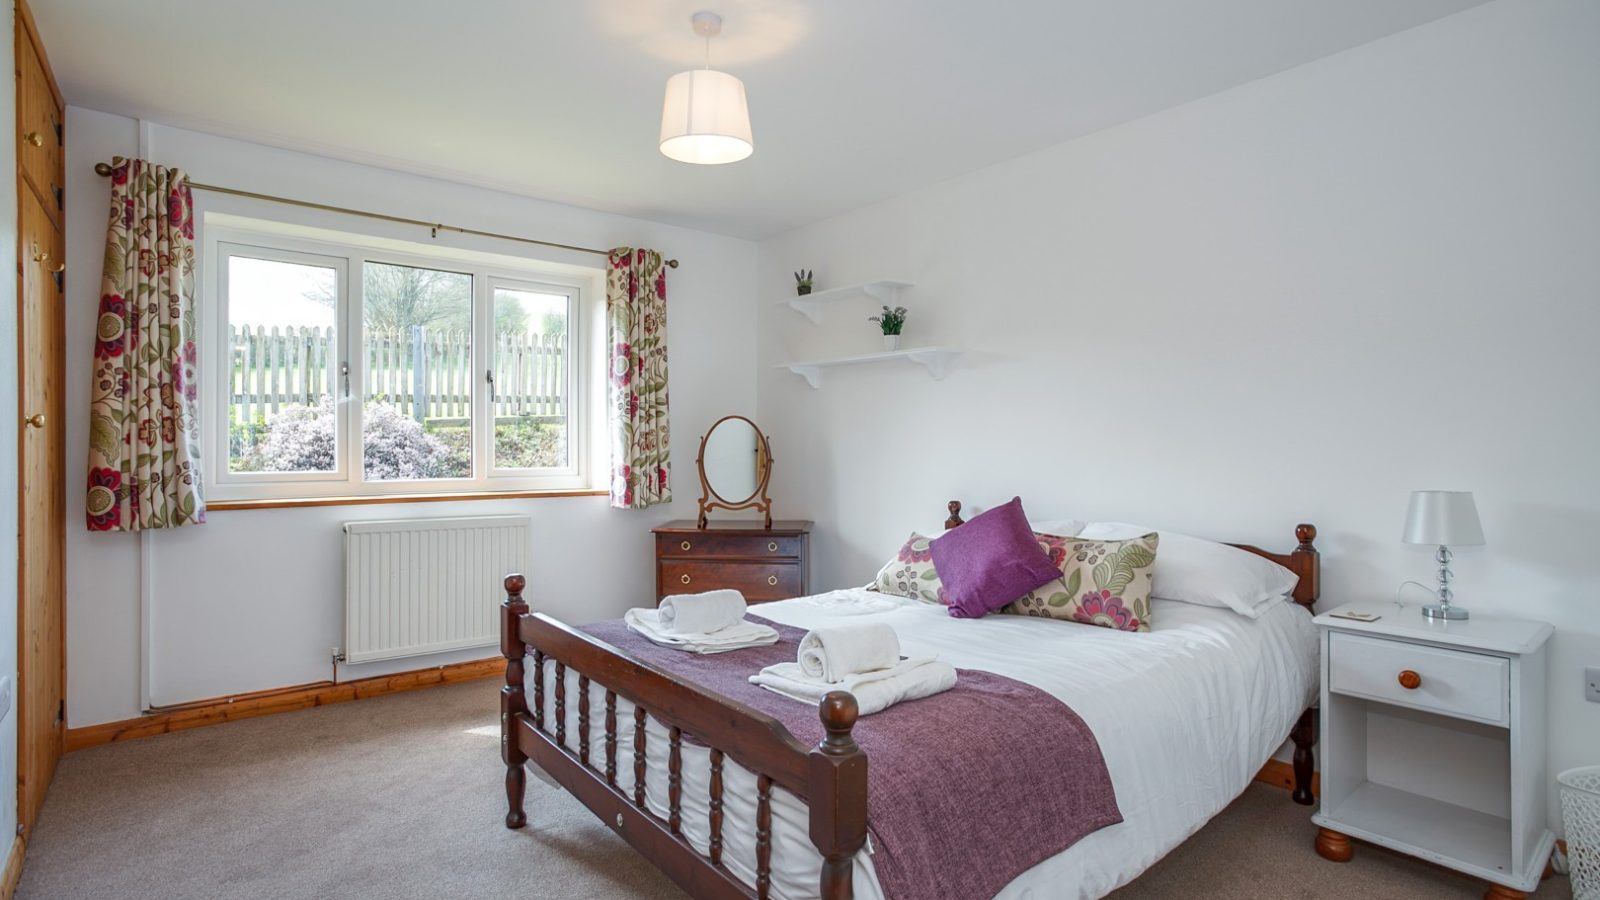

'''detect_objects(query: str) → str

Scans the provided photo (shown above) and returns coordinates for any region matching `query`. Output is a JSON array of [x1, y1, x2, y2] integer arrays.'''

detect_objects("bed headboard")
[[942, 500, 1320, 609]]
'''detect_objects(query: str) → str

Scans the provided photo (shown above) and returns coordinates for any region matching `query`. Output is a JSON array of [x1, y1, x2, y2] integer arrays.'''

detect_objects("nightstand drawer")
[[657, 533, 803, 560], [1328, 632, 1509, 725], [659, 560, 803, 603]]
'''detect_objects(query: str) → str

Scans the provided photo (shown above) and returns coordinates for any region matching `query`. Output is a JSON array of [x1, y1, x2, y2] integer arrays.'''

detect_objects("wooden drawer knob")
[[768, 541, 779, 552], [680, 574, 691, 585], [767, 575, 778, 586], [680, 540, 691, 551], [1398, 670, 1421, 690]]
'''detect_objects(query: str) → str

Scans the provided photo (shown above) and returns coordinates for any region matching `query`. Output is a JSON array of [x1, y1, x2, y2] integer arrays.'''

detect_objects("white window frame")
[[485, 277, 581, 479], [203, 221, 594, 503]]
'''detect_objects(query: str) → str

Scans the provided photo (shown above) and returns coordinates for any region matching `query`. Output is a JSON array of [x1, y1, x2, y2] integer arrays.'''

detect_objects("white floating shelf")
[[778, 347, 961, 389], [777, 279, 913, 324]]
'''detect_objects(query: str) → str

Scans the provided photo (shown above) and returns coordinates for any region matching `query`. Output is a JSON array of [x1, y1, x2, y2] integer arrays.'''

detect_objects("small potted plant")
[[793, 270, 814, 295], [869, 305, 908, 351]]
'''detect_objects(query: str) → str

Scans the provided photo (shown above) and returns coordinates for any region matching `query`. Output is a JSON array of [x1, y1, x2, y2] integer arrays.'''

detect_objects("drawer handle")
[[1398, 670, 1421, 690], [767, 575, 778, 586], [22, 131, 43, 147], [680, 574, 691, 585], [681, 541, 692, 551], [768, 541, 778, 552]]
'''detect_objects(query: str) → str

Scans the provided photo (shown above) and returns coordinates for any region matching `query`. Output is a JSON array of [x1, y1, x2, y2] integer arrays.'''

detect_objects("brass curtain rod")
[[92, 161, 679, 268]]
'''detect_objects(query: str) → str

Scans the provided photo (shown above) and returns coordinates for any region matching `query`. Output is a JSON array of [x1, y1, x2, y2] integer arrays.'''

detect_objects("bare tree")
[[303, 262, 530, 334]]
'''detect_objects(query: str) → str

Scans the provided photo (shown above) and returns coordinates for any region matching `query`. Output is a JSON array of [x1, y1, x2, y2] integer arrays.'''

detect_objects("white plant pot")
[[882, 334, 901, 351]]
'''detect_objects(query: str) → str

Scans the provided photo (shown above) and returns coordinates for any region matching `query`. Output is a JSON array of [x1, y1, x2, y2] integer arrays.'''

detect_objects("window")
[[206, 221, 594, 502]]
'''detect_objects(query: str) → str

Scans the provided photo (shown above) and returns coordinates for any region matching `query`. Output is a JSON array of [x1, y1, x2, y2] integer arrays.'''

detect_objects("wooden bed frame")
[[501, 501, 1322, 900]]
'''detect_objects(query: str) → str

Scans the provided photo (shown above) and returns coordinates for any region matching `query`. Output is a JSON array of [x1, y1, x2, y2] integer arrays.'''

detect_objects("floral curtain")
[[606, 248, 670, 509], [86, 157, 206, 531]]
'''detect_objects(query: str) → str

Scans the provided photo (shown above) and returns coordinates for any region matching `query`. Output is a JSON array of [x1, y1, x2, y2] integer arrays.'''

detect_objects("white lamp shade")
[[1402, 491, 1485, 546], [659, 69, 753, 165]]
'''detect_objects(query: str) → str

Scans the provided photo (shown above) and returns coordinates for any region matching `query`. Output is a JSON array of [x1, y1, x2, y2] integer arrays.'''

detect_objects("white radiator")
[[342, 515, 531, 664]]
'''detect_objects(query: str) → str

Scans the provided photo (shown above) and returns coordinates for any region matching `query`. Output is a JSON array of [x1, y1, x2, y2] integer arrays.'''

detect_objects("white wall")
[[756, 0, 1599, 828], [1, 0, 22, 850], [64, 109, 759, 726]]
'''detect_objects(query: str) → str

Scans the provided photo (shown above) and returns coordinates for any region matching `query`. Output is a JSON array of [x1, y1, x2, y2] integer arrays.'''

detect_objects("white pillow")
[[1077, 522, 1298, 617], [1028, 518, 1086, 537]]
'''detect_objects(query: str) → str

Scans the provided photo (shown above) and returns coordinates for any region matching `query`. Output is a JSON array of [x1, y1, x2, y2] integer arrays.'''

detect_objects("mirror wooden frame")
[[695, 415, 774, 529]]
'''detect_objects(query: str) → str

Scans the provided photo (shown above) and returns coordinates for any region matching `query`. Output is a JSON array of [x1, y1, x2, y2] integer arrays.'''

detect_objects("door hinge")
[[56, 699, 64, 726]]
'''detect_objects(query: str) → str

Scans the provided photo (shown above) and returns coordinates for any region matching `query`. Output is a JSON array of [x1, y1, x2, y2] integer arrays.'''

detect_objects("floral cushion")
[[869, 533, 947, 605], [1004, 533, 1160, 632], [870, 529, 1082, 607]]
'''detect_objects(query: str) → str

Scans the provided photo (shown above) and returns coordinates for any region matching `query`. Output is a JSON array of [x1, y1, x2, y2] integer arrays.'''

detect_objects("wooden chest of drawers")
[[652, 520, 811, 604]]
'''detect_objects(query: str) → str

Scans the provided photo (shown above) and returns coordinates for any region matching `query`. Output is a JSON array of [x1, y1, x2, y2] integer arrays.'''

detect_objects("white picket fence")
[[227, 324, 566, 427]]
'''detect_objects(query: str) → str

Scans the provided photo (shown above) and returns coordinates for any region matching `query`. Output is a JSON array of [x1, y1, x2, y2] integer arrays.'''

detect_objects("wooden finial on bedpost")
[[1290, 525, 1321, 610], [945, 500, 964, 529], [810, 691, 867, 900], [1296, 524, 1317, 552], [502, 573, 530, 829]]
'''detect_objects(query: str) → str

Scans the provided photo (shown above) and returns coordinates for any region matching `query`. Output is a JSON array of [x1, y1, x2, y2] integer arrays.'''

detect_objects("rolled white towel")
[[797, 623, 901, 683], [657, 589, 747, 635], [749, 658, 957, 716], [623, 608, 778, 654]]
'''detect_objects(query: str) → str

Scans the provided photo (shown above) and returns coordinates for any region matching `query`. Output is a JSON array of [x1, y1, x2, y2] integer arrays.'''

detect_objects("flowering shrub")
[[253, 397, 455, 479], [256, 397, 338, 473], [361, 401, 455, 480]]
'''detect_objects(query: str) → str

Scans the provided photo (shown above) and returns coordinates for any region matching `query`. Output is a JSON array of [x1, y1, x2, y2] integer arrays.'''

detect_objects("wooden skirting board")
[[0, 834, 23, 900], [1254, 758, 1320, 797], [64, 657, 503, 752]]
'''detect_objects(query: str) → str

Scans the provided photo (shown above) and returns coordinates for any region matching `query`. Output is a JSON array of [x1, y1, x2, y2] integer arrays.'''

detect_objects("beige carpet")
[[18, 679, 1573, 900]]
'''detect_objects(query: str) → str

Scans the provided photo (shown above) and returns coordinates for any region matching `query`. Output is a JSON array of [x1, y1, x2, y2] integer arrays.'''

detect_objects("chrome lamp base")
[[1421, 544, 1467, 620]]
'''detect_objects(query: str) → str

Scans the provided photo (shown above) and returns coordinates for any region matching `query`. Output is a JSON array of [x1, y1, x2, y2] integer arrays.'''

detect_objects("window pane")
[[362, 262, 473, 481], [491, 287, 569, 469], [226, 255, 339, 474]]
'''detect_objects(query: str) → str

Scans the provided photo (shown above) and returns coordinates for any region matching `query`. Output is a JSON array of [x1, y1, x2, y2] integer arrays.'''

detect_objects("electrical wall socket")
[[1588, 667, 1600, 704]]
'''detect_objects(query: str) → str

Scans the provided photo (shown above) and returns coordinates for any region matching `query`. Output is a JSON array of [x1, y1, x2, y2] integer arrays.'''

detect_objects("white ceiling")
[[35, 0, 1488, 238]]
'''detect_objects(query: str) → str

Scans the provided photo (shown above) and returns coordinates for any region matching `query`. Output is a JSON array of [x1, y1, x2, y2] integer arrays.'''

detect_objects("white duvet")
[[529, 589, 1318, 900]]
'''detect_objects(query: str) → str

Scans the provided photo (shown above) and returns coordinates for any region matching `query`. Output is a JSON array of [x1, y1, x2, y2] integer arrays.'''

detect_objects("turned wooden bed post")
[[1290, 707, 1318, 806], [502, 573, 530, 829], [944, 500, 964, 529], [809, 691, 869, 900]]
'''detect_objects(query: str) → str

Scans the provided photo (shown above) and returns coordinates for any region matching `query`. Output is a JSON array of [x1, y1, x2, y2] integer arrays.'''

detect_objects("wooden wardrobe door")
[[17, 189, 65, 829]]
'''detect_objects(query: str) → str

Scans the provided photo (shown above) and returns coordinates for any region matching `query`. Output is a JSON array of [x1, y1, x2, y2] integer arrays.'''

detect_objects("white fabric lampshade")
[[1402, 491, 1485, 546], [659, 69, 753, 165]]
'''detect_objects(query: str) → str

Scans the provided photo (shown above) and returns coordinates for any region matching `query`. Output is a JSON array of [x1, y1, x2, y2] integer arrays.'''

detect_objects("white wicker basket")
[[1561, 766, 1600, 900]]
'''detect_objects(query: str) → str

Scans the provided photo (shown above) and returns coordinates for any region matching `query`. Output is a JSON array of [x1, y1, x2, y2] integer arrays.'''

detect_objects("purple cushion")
[[929, 497, 1063, 619]]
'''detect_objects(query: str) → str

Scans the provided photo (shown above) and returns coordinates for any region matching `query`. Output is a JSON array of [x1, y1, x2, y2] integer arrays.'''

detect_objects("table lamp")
[[1402, 490, 1485, 621]]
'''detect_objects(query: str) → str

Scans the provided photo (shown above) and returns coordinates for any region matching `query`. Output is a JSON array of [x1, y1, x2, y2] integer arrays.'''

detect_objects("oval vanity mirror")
[[696, 415, 773, 528]]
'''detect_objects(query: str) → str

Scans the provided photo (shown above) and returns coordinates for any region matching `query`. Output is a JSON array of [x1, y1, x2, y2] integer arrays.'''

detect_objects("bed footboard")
[[500, 575, 868, 900]]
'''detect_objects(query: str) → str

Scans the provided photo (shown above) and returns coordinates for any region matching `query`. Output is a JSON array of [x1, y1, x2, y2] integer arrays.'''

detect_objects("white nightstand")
[[1312, 603, 1555, 900]]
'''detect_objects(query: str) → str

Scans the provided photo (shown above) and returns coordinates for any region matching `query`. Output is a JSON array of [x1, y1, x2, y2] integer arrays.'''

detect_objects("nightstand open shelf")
[[1325, 774, 1515, 878], [1312, 604, 1555, 899]]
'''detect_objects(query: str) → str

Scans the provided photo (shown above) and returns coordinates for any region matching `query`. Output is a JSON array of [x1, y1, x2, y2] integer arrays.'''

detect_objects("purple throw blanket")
[[576, 616, 1121, 900]]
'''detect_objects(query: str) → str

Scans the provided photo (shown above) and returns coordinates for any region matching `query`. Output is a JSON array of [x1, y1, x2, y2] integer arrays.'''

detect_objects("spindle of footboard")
[[554, 661, 567, 747], [633, 706, 648, 809], [500, 574, 530, 830], [757, 774, 773, 899], [532, 649, 545, 731], [708, 748, 725, 866], [604, 690, 618, 786], [668, 727, 683, 835], [577, 674, 590, 766]]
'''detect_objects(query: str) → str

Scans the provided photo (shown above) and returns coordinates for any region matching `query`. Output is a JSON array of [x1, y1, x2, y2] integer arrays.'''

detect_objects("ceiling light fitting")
[[659, 11, 753, 165]]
